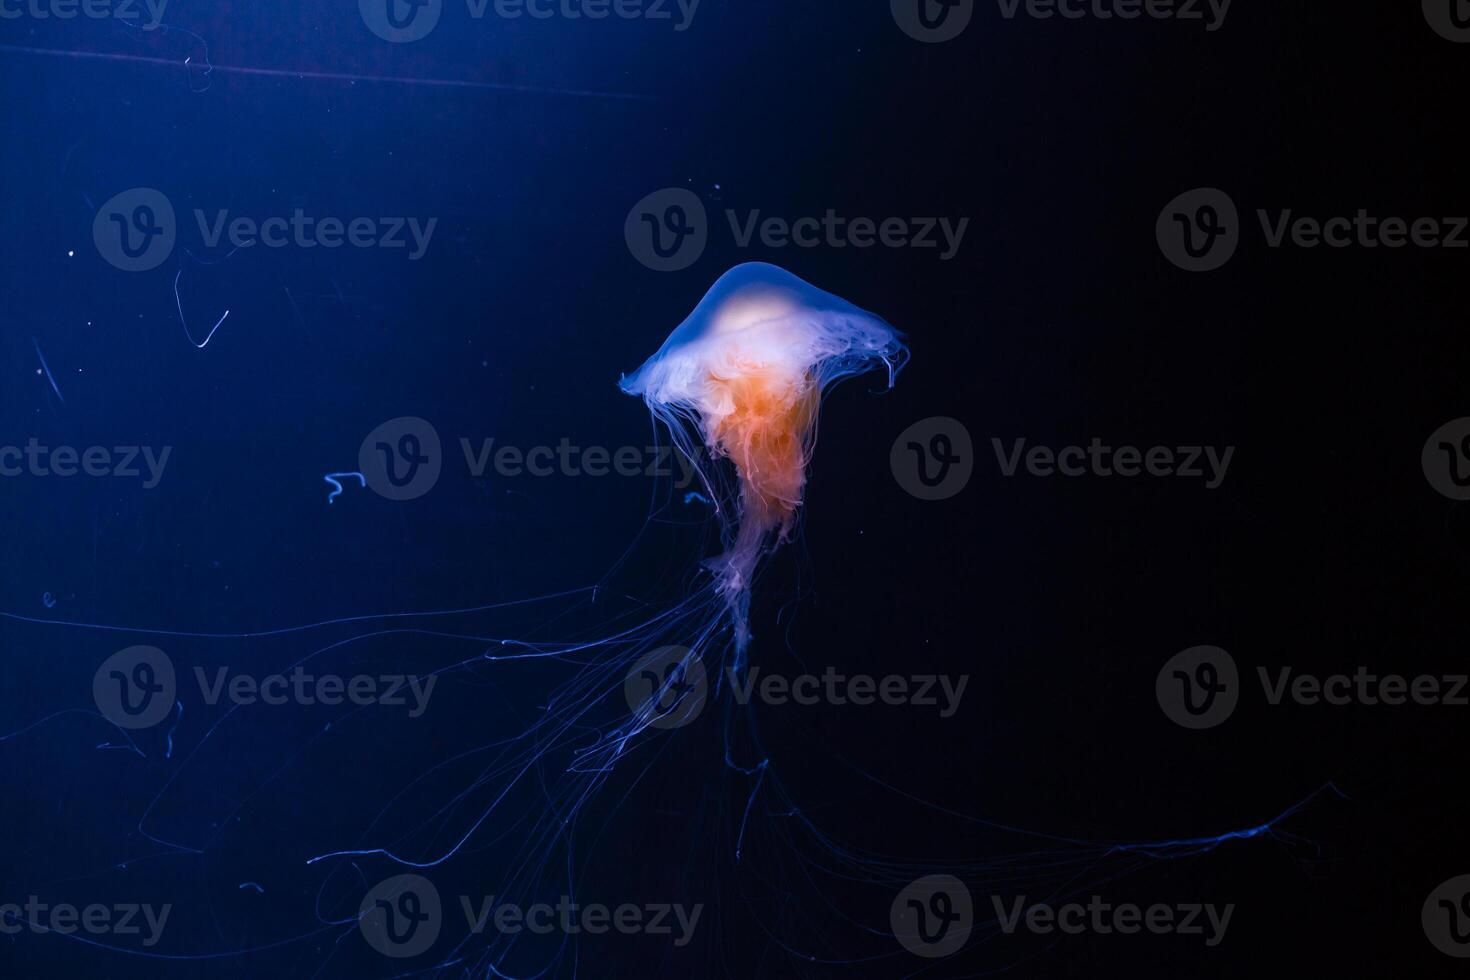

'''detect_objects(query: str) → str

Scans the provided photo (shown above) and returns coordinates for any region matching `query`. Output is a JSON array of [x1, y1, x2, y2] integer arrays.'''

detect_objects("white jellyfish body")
[[620, 262, 906, 649]]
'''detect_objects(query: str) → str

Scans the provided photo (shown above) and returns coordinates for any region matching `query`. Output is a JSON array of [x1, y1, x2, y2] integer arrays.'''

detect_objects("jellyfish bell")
[[620, 261, 907, 648]]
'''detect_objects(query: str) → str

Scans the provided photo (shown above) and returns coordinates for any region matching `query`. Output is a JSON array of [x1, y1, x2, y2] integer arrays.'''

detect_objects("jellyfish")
[[0, 258, 1329, 976], [620, 262, 908, 651]]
